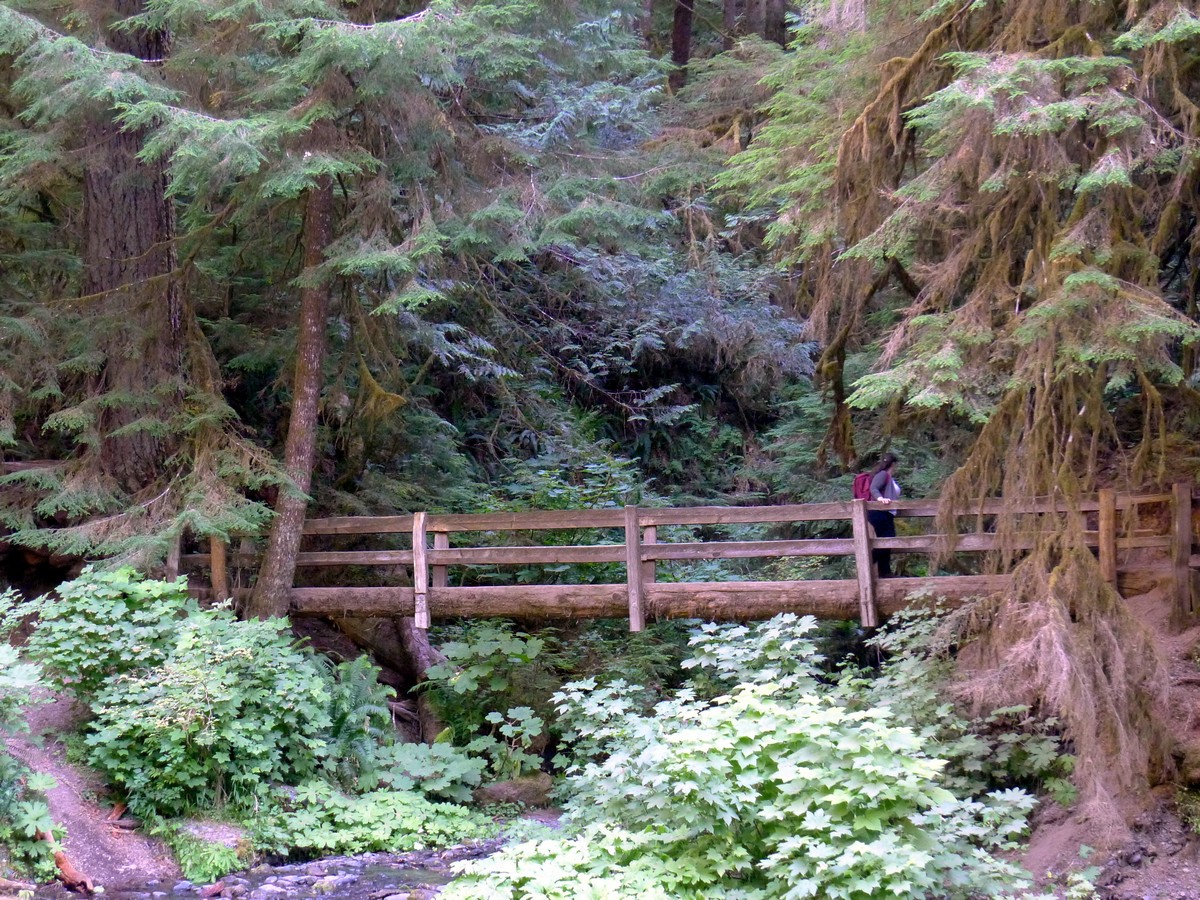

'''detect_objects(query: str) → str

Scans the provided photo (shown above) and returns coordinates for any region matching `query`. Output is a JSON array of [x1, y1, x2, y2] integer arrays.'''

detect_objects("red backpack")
[[852, 472, 872, 500]]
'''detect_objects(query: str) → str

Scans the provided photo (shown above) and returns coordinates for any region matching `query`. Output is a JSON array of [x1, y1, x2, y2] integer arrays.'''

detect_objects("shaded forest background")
[[0, 0, 1198, 603], [3, 0, 1200, 884]]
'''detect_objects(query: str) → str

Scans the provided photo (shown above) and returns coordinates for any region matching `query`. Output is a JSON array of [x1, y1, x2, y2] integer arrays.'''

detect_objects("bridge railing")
[[182, 486, 1194, 630]]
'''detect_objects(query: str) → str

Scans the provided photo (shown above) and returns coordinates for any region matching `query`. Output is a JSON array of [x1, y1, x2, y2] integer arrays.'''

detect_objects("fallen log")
[[0, 877, 36, 893], [290, 576, 1014, 621], [38, 830, 93, 895]]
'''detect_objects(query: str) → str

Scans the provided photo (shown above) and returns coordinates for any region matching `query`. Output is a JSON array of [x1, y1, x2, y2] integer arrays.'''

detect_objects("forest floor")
[[1021, 586, 1200, 899]]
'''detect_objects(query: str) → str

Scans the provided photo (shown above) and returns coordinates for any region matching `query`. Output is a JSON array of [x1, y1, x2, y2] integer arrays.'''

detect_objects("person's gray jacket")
[[870, 470, 900, 502]]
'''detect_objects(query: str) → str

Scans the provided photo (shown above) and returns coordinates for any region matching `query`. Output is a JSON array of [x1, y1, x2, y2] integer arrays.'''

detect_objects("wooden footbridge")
[[185, 484, 1199, 631]]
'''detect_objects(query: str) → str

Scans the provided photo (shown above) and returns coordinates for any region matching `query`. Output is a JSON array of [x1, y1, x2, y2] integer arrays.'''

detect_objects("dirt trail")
[[5, 691, 178, 891]]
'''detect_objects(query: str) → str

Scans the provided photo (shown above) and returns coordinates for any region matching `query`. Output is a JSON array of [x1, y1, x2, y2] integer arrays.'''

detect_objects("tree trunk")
[[84, 1, 182, 491], [723, 0, 743, 49], [743, 0, 765, 38], [763, 0, 788, 45], [246, 177, 335, 619], [669, 0, 696, 92]]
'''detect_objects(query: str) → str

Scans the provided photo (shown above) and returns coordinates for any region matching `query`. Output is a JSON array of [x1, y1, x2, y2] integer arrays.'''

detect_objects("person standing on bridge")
[[868, 453, 900, 578]]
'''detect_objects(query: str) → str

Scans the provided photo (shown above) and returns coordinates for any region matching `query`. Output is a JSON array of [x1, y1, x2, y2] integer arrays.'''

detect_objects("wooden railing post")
[[210, 537, 228, 601], [1172, 481, 1194, 627], [432, 531, 449, 589], [642, 525, 657, 587], [850, 500, 878, 628], [624, 505, 645, 632], [413, 512, 430, 629], [1098, 488, 1117, 588], [166, 532, 181, 581]]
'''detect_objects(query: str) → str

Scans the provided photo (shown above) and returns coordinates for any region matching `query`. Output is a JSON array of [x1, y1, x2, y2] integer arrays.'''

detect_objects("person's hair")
[[870, 452, 898, 477]]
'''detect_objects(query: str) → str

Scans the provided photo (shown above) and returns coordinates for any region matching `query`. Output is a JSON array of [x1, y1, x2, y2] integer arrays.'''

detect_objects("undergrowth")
[[0, 591, 59, 881], [150, 822, 246, 884], [8, 570, 500, 866], [445, 611, 1059, 899], [945, 547, 1172, 832], [1178, 790, 1200, 834], [6, 569, 1089, 889], [251, 781, 496, 858]]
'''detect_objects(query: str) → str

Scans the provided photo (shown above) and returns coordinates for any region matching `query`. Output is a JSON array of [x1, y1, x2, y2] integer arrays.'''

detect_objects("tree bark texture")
[[642, 0, 656, 48], [743, 0, 764, 38], [246, 177, 335, 619], [739, 0, 789, 45], [397, 616, 448, 743], [723, 0, 743, 49], [763, 0, 788, 45], [669, 0, 695, 92], [84, 1, 182, 491], [289, 576, 1016, 621]]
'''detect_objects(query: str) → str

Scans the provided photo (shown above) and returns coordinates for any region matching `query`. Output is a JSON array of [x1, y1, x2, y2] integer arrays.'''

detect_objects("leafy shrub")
[[374, 741, 488, 803], [425, 618, 692, 766], [152, 822, 245, 884], [837, 604, 1076, 803], [570, 618, 693, 691], [447, 614, 1037, 899], [465, 706, 545, 781], [0, 763, 58, 882], [1178, 789, 1200, 834], [251, 780, 495, 857], [0, 641, 40, 737], [85, 607, 332, 816], [425, 622, 561, 741], [23, 567, 189, 703]]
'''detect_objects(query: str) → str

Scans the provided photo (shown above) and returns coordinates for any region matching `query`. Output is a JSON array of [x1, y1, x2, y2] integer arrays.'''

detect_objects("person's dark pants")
[[867, 510, 896, 578]]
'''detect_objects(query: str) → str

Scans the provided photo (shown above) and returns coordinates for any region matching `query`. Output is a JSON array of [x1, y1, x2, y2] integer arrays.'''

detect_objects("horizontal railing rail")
[[179, 486, 1194, 631]]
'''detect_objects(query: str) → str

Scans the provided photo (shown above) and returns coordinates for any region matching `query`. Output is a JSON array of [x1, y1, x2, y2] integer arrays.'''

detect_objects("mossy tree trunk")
[[246, 177, 334, 618], [84, 0, 183, 492]]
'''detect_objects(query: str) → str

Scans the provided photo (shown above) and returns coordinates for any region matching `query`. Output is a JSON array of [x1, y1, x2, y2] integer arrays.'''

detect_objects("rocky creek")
[[34, 841, 506, 900]]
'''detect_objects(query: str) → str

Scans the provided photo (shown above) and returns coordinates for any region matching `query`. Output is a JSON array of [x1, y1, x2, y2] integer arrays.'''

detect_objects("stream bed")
[[38, 841, 506, 900]]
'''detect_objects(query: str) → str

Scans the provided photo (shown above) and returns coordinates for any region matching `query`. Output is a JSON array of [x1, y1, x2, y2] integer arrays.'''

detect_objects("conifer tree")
[[80, 0, 184, 491], [721, 0, 1200, 817], [0, 0, 808, 601]]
